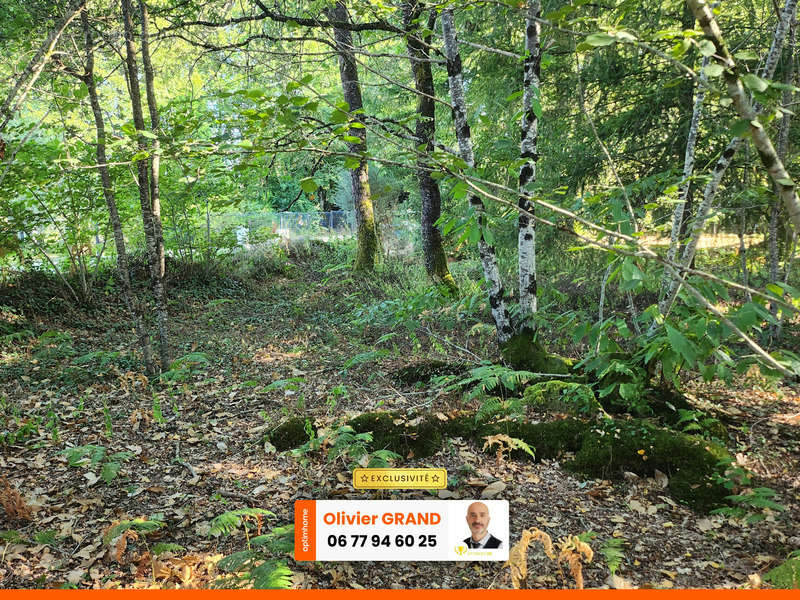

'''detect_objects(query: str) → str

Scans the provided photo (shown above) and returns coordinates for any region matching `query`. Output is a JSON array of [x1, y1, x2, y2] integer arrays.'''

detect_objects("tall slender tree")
[[81, 9, 155, 375], [330, 0, 378, 271], [403, 0, 457, 292], [121, 0, 169, 370], [517, 0, 542, 325], [440, 8, 513, 343]]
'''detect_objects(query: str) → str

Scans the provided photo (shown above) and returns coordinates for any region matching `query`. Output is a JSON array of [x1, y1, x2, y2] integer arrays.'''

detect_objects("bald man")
[[463, 502, 503, 549]]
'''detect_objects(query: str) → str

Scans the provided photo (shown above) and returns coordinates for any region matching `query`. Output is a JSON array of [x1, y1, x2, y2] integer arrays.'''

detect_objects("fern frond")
[[600, 537, 626, 575], [251, 559, 293, 589], [210, 508, 275, 537]]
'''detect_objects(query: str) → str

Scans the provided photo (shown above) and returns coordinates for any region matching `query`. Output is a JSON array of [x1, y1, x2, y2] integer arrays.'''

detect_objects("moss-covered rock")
[[500, 330, 574, 375], [487, 418, 589, 461], [393, 360, 464, 386], [440, 411, 487, 439], [523, 381, 605, 417], [347, 412, 443, 459], [269, 417, 314, 451], [566, 418, 730, 512]]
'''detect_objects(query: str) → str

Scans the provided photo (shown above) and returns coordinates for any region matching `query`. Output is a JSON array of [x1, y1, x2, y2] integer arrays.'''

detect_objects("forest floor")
[[1, 248, 799, 589]]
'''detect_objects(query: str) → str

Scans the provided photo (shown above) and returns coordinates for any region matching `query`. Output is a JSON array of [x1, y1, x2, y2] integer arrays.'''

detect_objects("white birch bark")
[[518, 0, 542, 322], [689, 0, 800, 228], [661, 0, 798, 317], [441, 9, 513, 343], [658, 54, 709, 307]]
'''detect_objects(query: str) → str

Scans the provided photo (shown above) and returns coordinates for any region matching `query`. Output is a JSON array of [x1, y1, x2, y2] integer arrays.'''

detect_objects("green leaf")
[[531, 97, 542, 119], [742, 73, 769, 92], [733, 50, 759, 61], [585, 33, 615, 47], [777, 177, 795, 187], [698, 40, 715, 57], [299, 177, 318, 193], [101, 461, 122, 484], [665, 324, 697, 364], [704, 63, 725, 77], [729, 118, 751, 137]]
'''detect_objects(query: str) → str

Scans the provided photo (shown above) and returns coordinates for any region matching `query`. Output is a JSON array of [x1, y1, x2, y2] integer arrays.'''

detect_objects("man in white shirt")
[[463, 501, 503, 549]]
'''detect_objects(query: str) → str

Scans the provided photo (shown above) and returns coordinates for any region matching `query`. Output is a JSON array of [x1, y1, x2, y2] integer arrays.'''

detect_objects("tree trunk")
[[440, 8, 513, 343], [690, 0, 800, 226], [82, 10, 155, 375], [518, 0, 542, 324], [771, 10, 797, 339], [403, 1, 457, 292], [330, 1, 378, 271], [660, 0, 798, 318], [658, 54, 709, 308], [121, 0, 169, 370], [139, 0, 165, 279]]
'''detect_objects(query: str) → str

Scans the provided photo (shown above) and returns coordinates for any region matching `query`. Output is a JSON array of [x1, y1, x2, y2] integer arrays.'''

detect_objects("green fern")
[[433, 363, 537, 400], [103, 518, 164, 545], [210, 511, 293, 590], [210, 508, 276, 537], [600, 537, 626, 576], [152, 542, 185, 556]]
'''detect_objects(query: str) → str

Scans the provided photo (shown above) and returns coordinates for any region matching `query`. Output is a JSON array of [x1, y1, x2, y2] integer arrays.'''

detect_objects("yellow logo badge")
[[454, 545, 468, 556]]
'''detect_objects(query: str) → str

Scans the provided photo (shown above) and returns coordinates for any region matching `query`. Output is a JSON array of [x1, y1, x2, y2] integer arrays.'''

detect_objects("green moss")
[[483, 418, 589, 461], [566, 418, 730, 512], [347, 412, 443, 459], [500, 330, 573, 375], [440, 411, 486, 439], [523, 381, 605, 417], [393, 360, 464, 386], [269, 417, 314, 451]]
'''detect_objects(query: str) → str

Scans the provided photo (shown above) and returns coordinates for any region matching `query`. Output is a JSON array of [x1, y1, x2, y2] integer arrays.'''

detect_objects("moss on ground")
[[267, 407, 730, 513], [500, 330, 573, 375], [523, 381, 605, 417], [393, 360, 465, 385], [269, 416, 314, 451], [566, 418, 730, 512], [487, 418, 589, 460], [347, 412, 442, 459]]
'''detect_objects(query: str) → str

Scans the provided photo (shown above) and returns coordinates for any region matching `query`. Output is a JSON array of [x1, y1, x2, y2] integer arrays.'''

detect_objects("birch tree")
[[660, 0, 799, 318], [517, 0, 542, 325], [440, 8, 513, 343]]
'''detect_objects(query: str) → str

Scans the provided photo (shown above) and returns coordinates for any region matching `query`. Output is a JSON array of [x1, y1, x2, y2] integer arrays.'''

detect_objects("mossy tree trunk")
[[331, 1, 378, 271], [403, 1, 457, 293]]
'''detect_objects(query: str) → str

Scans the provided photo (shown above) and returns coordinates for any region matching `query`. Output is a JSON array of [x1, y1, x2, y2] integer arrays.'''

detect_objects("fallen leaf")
[[628, 499, 646, 514], [66, 568, 85, 585], [608, 574, 635, 589]]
